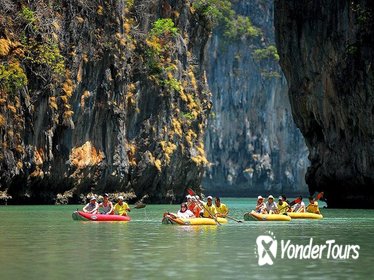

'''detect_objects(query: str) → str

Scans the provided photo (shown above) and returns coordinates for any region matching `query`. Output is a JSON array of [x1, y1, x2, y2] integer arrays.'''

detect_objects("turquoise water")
[[0, 198, 373, 280]]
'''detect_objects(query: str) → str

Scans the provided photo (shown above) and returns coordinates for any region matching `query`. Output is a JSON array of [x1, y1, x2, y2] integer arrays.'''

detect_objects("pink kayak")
[[72, 211, 131, 222]]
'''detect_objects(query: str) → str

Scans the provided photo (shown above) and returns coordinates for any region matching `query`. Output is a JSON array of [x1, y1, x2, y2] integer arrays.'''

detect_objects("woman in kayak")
[[177, 202, 195, 218], [98, 193, 114, 215], [265, 195, 279, 214], [254, 196, 266, 214], [83, 196, 99, 214]]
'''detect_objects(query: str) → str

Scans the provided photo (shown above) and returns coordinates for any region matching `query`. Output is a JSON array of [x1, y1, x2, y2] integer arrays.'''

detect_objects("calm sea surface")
[[0, 198, 373, 280]]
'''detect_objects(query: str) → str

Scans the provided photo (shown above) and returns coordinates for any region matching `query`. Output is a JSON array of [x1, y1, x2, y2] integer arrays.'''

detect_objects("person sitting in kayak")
[[98, 193, 114, 215], [201, 196, 217, 218], [306, 196, 320, 214], [291, 196, 306, 212], [214, 197, 229, 217], [186, 195, 194, 211], [254, 196, 266, 214], [177, 202, 195, 218], [277, 196, 289, 214], [113, 196, 131, 216], [83, 196, 99, 214], [265, 195, 279, 214], [189, 195, 202, 217]]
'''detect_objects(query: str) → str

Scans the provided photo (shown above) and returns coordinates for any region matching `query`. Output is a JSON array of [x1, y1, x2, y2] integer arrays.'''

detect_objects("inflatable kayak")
[[287, 212, 323, 219], [244, 211, 291, 222], [162, 214, 227, 225], [72, 211, 131, 222]]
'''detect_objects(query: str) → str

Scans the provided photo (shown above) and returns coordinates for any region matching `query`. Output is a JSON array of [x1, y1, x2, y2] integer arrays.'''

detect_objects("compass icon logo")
[[256, 231, 277, 266]]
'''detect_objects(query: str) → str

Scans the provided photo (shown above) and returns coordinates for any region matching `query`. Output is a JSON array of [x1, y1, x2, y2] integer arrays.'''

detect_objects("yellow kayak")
[[288, 212, 323, 219], [244, 211, 291, 221], [162, 214, 227, 225]]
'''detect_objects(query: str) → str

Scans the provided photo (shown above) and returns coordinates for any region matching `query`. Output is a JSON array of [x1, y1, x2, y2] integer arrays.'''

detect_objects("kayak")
[[244, 211, 291, 222], [162, 214, 227, 225], [72, 211, 131, 222], [287, 212, 323, 219]]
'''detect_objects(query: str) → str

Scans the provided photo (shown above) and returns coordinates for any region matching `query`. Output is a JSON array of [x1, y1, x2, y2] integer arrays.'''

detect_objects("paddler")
[[177, 202, 195, 218], [277, 196, 289, 214], [201, 196, 217, 218], [191, 195, 203, 217], [214, 197, 229, 217], [254, 196, 266, 214], [306, 196, 320, 214], [83, 196, 99, 214], [265, 195, 279, 214], [98, 193, 114, 215], [186, 194, 194, 211], [113, 196, 131, 216]]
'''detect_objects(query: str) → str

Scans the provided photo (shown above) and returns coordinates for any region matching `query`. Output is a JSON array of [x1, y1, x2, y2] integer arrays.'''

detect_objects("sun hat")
[[207, 196, 213, 200], [118, 196, 124, 200], [268, 195, 274, 199], [90, 196, 96, 201], [257, 195, 263, 200]]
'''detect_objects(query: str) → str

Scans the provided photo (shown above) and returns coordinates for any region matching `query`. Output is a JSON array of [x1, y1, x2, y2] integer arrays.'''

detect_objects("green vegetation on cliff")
[[192, 0, 260, 39]]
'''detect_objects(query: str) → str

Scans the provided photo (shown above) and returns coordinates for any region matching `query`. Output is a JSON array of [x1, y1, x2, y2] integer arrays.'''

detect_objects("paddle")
[[285, 197, 302, 213], [187, 188, 221, 225], [226, 215, 243, 223], [288, 197, 302, 207], [315, 192, 324, 201]]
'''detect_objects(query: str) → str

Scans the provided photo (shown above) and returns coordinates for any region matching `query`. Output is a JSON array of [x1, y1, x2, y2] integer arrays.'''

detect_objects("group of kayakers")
[[81, 192, 320, 219], [254, 194, 320, 215], [82, 193, 131, 216], [173, 195, 229, 219]]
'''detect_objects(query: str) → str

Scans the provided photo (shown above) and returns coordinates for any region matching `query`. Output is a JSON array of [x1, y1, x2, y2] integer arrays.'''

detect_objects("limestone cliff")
[[0, 0, 211, 204], [275, 0, 374, 207], [203, 0, 309, 196]]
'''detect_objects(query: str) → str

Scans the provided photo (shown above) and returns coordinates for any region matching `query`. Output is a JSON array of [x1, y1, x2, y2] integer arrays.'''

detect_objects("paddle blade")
[[187, 188, 196, 196], [315, 192, 324, 201], [289, 197, 302, 206]]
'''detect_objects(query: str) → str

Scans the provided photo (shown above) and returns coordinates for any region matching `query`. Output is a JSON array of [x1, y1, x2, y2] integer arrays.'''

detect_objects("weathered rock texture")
[[203, 0, 309, 196], [275, 0, 374, 207], [0, 0, 211, 204]]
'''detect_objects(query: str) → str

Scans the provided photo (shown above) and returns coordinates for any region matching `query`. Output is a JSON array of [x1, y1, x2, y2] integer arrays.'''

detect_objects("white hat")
[[278, 196, 283, 200], [207, 196, 213, 200], [90, 196, 96, 201], [268, 195, 274, 199], [257, 195, 263, 200], [118, 196, 124, 200], [186, 194, 192, 199]]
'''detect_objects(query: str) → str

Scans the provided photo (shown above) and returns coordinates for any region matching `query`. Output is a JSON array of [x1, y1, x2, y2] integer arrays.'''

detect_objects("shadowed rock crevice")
[[275, 0, 374, 208]]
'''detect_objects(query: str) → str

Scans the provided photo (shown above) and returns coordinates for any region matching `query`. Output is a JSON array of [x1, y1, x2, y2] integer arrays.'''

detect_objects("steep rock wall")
[[275, 0, 374, 207], [0, 0, 211, 203], [203, 0, 309, 196]]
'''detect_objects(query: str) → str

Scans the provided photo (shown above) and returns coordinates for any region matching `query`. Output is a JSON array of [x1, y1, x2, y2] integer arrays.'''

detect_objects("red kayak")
[[72, 211, 131, 222]]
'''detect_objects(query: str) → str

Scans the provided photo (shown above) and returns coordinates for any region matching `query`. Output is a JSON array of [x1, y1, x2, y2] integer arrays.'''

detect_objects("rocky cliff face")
[[0, 0, 211, 204], [203, 0, 309, 196], [275, 0, 374, 207]]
